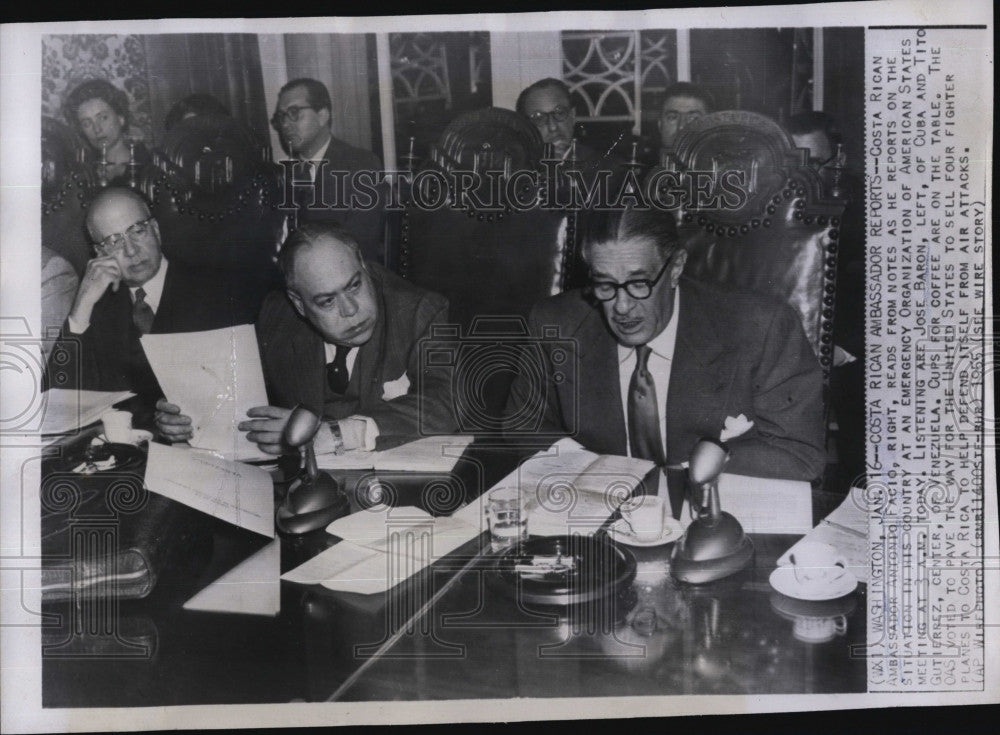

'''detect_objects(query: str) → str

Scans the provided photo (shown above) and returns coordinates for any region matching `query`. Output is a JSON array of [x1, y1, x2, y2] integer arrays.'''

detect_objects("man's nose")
[[545, 116, 560, 132], [612, 289, 634, 314], [338, 295, 359, 319]]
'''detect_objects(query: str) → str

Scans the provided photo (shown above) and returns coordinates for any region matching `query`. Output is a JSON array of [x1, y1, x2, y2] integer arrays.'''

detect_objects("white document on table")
[[140, 325, 269, 461], [315, 434, 475, 472], [777, 489, 869, 583], [281, 505, 481, 594], [39, 389, 135, 434], [144, 442, 275, 538], [470, 438, 655, 537], [183, 539, 280, 616], [678, 473, 813, 535]]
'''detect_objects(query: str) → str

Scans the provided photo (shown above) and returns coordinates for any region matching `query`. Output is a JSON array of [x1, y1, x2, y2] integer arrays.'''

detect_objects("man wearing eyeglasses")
[[47, 187, 260, 411], [504, 205, 825, 514], [272, 78, 386, 264]]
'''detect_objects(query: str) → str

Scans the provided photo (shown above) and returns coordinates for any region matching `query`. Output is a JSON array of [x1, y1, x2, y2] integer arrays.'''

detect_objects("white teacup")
[[620, 496, 665, 541], [789, 541, 849, 589], [793, 614, 848, 644], [101, 410, 134, 444]]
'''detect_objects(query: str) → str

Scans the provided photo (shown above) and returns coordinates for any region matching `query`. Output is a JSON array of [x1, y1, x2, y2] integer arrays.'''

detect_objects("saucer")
[[769, 565, 858, 601], [608, 517, 684, 547]]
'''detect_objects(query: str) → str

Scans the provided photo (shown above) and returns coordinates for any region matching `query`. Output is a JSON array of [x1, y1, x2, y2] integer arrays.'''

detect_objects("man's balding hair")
[[661, 82, 714, 113], [516, 78, 572, 115], [84, 186, 153, 242], [278, 222, 364, 289]]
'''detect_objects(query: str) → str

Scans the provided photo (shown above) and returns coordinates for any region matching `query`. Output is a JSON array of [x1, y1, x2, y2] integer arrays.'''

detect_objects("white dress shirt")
[[616, 288, 680, 462], [318, 341, 379, 451]]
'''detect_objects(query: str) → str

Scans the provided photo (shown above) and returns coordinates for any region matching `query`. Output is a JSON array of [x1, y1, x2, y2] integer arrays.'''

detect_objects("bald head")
[[85, 186, 163, 288], [279, 223, 378, 347]]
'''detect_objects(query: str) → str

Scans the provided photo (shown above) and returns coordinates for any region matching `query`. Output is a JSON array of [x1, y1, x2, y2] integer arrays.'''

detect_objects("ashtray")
[[52, 442, 145, 475], [492, 535, 637, 606]]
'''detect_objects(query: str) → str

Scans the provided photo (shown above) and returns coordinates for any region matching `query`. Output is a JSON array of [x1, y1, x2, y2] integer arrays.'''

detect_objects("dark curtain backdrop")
[[144, 34, 270, 147]]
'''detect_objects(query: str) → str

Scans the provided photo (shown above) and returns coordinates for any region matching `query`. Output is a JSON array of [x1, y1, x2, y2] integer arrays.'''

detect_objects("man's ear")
[[286, 289, 305, 318], [318, 106, 331, 128], [669, 247, 688, 286]]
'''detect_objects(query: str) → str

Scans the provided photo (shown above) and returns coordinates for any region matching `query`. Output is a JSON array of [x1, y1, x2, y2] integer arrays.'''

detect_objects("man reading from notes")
[[156, 222, 456, 454], [504, 206, 825, 511], [47, 187, 259, 412]]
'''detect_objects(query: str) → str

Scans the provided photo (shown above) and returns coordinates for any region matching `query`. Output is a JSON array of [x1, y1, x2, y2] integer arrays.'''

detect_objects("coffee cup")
[[788, 541, 849, 589], [620, 495, 665, 541], [101, 410, 134, 444], [792, 614, 847, 644]]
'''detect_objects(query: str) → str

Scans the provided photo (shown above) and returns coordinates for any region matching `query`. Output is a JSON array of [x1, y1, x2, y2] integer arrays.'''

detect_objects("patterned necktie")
[[326, 345, 351, 395], [132, 287, 155, 335], [627, 344, 666, 466]]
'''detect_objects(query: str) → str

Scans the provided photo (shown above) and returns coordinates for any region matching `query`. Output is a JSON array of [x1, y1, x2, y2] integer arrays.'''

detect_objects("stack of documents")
[[40, 389, 135, 434], [281, 505, 481, 594]]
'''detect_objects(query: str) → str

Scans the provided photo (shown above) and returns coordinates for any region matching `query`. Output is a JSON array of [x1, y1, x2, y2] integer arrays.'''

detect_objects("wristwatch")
[[326, 419, 345, 455]]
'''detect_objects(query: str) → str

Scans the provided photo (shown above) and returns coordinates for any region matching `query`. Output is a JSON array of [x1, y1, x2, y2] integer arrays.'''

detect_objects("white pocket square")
[[720, 414, 754, 442], [381, 372, 411, 401]]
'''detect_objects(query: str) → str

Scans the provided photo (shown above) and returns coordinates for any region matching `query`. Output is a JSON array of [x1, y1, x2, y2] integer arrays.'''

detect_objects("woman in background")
[[64, 78, 150, 186]]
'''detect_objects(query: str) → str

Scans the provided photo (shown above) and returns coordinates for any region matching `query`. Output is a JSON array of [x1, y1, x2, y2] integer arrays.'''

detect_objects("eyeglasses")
[[271, 105, 316, 128], [95, 217, 155, 254], [590, 253, 675, 302], [528, 106, 572, 127]]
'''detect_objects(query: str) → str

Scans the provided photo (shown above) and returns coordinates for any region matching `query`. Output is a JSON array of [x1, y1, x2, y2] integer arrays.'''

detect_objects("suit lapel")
[[288, 312, 326, 412], [666, 281, 739, 463], [352, 270, 388, 406], [577, 308, 628, 456]]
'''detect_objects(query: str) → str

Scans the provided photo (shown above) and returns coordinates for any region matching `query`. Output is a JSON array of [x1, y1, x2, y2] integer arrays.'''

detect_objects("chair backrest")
[[399, 107, 570, 330], [651, 110, 847, 377]]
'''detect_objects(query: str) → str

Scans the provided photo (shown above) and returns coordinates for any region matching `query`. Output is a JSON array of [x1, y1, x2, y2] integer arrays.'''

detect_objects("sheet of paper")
[[315, 434, 475, 472], [777, 490, 870, 583], [39, 389, 135, 434], [144, 442, 275, 538], [183, 539, 280, 616], [281, 507, 482, 595], [474, 439, 654, 537], [678, 473, 812, 536], [140, 325, 269, 461]]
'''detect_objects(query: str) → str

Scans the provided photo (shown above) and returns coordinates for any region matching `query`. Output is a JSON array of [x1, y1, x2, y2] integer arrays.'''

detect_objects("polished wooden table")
[[41, 440, 865, 707]]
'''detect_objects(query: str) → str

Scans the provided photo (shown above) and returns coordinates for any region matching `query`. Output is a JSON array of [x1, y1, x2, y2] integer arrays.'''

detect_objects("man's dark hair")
[[580, 206, 680, 263], [279, 78, 332, 121], [661, 82, 714, 113], [515, 77, 573, 115], [64, 78, 131, 132], [786, 111, 843, 146], [164, 93, 230, 131], [278, 222, 362, 287]]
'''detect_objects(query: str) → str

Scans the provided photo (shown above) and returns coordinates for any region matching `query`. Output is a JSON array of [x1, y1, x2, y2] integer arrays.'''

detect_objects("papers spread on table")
[[183, 539, 280, 616], [281, 505, 481, 594], [777, 490, 869, 583], [678, 473, 813, 535], [144, 442, 275, 538], [140, 325, 269, 461], [314, 434, 475, 472], [458, 438, 655, 537], [39, 389, 135, 434]]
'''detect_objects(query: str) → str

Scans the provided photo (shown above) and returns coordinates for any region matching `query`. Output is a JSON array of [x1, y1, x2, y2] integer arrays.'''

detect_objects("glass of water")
[[487, 486, 528, 552]]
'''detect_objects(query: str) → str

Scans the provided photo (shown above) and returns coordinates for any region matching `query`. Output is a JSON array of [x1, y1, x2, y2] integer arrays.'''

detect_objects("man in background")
[[656, 82, 713, 165], [272, 77, 386, 264]]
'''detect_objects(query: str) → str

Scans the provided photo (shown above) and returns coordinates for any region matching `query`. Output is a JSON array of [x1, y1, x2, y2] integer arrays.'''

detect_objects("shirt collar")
[[130, 257, 168, 312], [618, 287, 680, 363], [300, 134, 331, 165]]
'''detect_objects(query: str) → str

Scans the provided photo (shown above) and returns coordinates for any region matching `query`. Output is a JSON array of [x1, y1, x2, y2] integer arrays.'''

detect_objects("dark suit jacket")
[[298, 136, 387, 265], [505, 277, 826, 481], [46, 261, 263, 405], [257, 263, 456, 444]]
